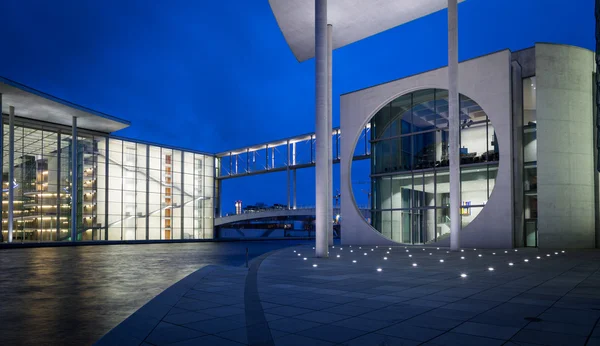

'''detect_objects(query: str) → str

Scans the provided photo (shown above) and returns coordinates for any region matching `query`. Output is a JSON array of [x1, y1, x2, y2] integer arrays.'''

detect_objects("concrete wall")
[[340, 49, 513, 248], [536, 43, 596, 248]]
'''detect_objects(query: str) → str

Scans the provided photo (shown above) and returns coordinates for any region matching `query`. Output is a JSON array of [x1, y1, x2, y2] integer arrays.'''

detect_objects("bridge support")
[[315, 0, 329, 257]]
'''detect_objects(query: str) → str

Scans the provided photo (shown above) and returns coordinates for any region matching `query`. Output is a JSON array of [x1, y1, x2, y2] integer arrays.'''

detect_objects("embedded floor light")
[[377, 268, 382, 272], [313, 247, 315, 249], [408, 254, 412, 257], [376, 246, 378, 248], [536, 256, 541, 259], [389, 247, 392, 250], [524, 259, 529, 262], [461, 256, 465, 260], [474, 248, 477, 251], [505, 251, 508, 253], [446, 251, 450, 254], [406, 250, 409, 252], [493, 253, 496, 255], [336, 255, 340, 258], [384, 257, 388, 260], [561, 251, 565, 253], [440, 259, 444, 263], [412, 263, 417, 267], [478, 254, 482, 257], [437, 247, 440, 250], [546, 254, 550, 257], [297, 254, 301, 256], [294, 250, 297, 253], [488, 267, 494, 271], [359, 247, 362, 249], [352, 260, 357, 263], [461, 249, 464, 252], [429, 253, 432, 255], [555, 252, 558, 255], [515, 249, 518, 252], [364, 253, 367, 256], [303, 257, 307, 260], [350, 250, 354, 253], [460, 273, 467, 278], [386, 251, 390, 254], [313, 264, 318, 267], [508, 262, 514, 266], [371, 249, 374, 252]]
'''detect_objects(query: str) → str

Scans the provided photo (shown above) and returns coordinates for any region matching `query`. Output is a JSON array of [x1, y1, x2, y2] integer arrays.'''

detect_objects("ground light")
[[509, 262, 514, 266], [336, 255, 340, 258], [364, 253, 367, 256], [408, 255, 412, 257], [352, 260, 357, 263], [461, 257, 465, 260], [461, 249, 464, 252], [313, 264, 318, 267], [536, 256, 541, 259], [461, 273, 467, 278], [412, 263, 417, 267], [384, 257, 388, 260], [297, 254, 301, 256], [524, 259, 529, 262], [440, 259, 444, 263], [377, 268, 382, 272], [478, 254, 482, 257], [488, 267, 494, 271]]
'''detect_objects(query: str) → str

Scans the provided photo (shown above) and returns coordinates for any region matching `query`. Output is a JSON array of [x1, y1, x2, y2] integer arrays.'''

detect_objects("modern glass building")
[[0, 77, 215, 243], [340, 43, 598, 249]]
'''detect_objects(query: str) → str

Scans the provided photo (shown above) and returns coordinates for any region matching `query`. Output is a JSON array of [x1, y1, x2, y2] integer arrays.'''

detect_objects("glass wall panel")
[[369, 89, 497, 244]]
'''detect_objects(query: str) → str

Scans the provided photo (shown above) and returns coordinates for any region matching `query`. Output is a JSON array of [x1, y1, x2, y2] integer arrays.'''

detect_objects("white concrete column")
[[448, 0, 461, 251], [327, 23, 334, 245], [71, 116, 78, 241], [315, 0, 328, 257], [287, 140, 291, 209], [8, 106, 14, 243]]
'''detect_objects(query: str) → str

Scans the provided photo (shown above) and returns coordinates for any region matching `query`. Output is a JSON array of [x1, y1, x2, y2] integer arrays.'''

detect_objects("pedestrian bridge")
[[215, 207, 370, 227]]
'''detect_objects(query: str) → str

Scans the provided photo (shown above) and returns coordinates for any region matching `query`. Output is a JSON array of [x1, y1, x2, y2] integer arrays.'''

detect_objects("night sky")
[[0, 0, 594, 214]]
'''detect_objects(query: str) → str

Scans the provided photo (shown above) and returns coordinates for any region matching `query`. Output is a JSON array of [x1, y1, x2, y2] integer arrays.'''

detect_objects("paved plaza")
[[97, 245, 600, 346]]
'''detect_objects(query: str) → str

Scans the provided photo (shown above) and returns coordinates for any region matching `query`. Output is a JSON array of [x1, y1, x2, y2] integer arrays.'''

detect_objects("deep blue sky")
[[0, 0, 594, 214]]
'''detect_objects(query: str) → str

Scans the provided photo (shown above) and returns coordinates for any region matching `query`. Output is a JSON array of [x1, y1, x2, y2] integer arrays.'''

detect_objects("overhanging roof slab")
[[269, 0, 465, 62], [0, 76, 130, 133]]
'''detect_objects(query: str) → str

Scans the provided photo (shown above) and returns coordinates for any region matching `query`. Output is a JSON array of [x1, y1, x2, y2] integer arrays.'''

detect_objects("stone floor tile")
[[273, 333, 335, 346], [403, 315, 462, 331], [510, 329, 588, 346], [268, 317, 322, 333], [332, 316, 395, 332], [162, 311, 215, 325], [452, 321, 520, 340], [524, 320, 594, 336], [340, 333, 419, 346], [297, 324, 368, 343], [378, 323, 444, 342], [425, 332, 505, 346], [201, 306, 246, 318], [264, 305, 313, 317], [183, 317, 245, 334], [169, 335, 245, 346], [144, 322, 205, 345], [294, 311, 349, 324], [539, 308, 600, 326], [174, 297, 223, 312]]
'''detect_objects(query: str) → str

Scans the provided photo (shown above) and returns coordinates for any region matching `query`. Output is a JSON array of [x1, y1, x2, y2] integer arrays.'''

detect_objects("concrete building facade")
[[341, 43, 598, 249]]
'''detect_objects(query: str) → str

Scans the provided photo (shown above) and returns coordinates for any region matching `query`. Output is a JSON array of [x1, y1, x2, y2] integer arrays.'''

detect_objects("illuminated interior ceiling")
[[268, 0, 466, 62]]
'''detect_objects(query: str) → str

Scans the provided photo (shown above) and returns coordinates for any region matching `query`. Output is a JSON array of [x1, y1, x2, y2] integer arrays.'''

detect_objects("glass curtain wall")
[[523, 76, 538, 247], [370, 89, 499, 244], [1, 117, 214, 242]]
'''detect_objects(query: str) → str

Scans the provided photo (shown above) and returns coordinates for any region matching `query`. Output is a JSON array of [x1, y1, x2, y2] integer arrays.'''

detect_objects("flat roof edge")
[[0, 76, 131, 127]]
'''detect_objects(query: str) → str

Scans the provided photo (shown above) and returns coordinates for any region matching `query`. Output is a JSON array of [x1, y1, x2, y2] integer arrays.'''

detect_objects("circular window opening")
[[351, 89, 499, 244]]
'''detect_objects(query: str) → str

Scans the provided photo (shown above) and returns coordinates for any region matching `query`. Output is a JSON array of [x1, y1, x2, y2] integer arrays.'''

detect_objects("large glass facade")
[[369, 89, 499, 244], [1, 118, 214, 242]]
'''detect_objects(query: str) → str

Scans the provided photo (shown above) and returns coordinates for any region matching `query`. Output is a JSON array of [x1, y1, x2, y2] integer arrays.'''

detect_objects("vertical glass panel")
[[523, 126, 537, 163], [391, 174, 412, 209], [523, 76, 537, 125], [375, 177, 391, 210], [381, 210, 391, 239], [414, 131, 436, 169], [461, 166, 488, 207], [411, 89, 437, 133], [524, 165, 537, 193], [412, 173, 424, 209], [435, 169, 449, 208], [435, 89, 449, 128], [391, 210, 402, 242]]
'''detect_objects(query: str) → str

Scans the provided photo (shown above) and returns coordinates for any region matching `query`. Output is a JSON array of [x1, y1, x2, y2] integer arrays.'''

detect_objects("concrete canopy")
[[0, 76, 130, 133], [269, 0, 466, 62]]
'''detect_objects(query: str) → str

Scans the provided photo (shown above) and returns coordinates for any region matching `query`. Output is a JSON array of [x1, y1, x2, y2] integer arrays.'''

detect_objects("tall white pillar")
[[71, 116, 78, 241], [8, 106, 14, 243], [327, 24, 334, 246], [448, 0, 461, 251], [293, 169, 297, 209], [315, 0, 328, 257]]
